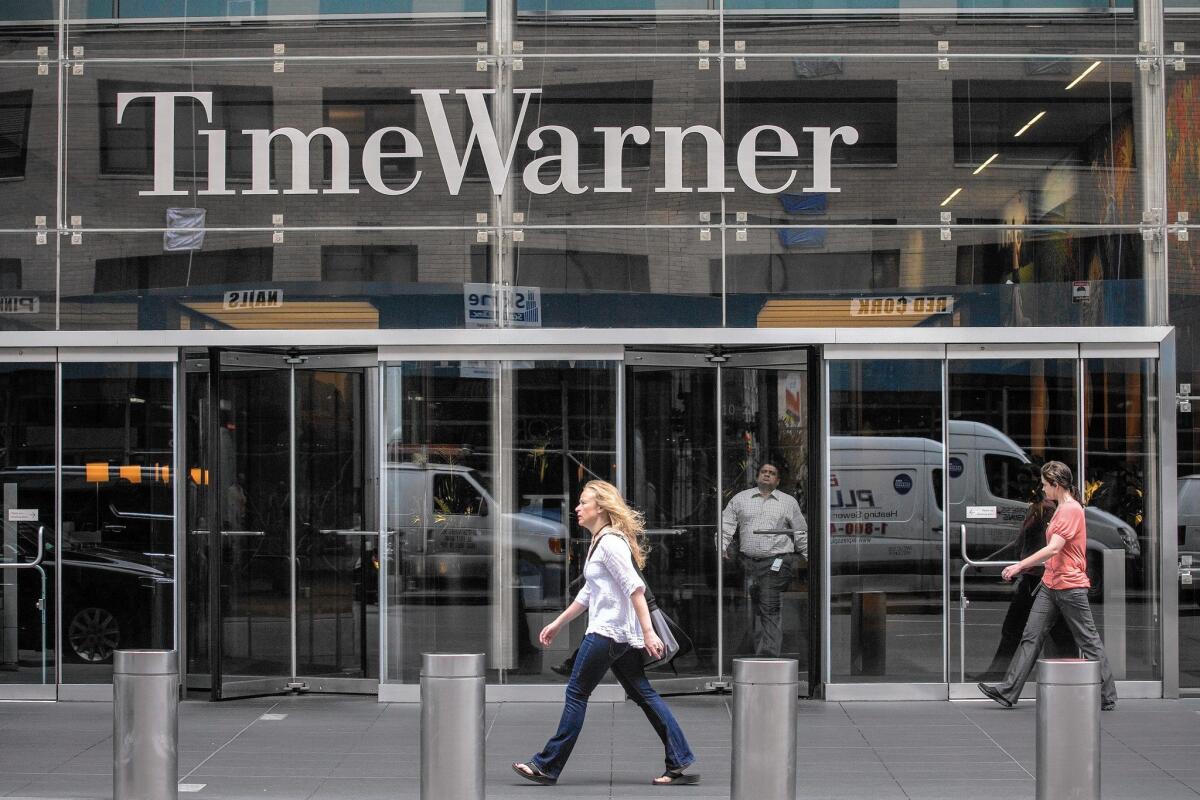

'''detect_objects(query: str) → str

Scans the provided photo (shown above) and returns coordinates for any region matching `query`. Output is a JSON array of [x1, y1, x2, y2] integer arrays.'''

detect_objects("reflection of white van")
[[830, 421, 1140, 596], [386, 463, 567, 608]]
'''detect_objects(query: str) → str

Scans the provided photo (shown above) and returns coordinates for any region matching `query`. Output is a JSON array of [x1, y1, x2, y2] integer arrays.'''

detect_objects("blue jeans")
[[531, 633, 695, 780]]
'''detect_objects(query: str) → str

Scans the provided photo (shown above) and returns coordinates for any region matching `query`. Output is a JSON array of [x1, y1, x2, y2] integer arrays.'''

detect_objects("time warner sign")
[[116, 90, 859, 198]]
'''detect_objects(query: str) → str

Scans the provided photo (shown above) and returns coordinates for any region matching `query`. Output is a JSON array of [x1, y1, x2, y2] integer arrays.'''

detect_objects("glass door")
[[0, 361, 56, 700], [947, 352, 1080, 690], [189, 350, 377, 699], [625, 348, 815, 694]]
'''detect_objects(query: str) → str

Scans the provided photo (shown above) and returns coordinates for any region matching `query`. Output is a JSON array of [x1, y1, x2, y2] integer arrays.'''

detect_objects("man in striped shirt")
[[720, 463, 808, 657]]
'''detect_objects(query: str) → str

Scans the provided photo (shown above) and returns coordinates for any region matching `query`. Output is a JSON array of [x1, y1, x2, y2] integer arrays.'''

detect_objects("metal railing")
[[957, 523, 1018, 683], [0, 526, 48, 684]]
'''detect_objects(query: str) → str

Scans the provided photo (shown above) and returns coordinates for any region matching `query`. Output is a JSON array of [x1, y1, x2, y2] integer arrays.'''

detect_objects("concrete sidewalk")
[[1, 694, 1198, 799]]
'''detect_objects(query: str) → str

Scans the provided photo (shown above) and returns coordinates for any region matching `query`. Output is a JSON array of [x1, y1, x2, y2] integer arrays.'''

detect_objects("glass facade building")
[[0, 0, 1193, 701]]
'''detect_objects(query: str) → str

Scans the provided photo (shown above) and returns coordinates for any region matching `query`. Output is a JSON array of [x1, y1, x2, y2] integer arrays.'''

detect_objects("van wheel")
[[1086, 553, 1103, 601], [67, 607, 121, 663]]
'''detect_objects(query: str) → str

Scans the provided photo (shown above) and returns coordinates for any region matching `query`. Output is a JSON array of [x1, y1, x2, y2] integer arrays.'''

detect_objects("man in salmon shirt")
[[977, 461, 1117, 710]]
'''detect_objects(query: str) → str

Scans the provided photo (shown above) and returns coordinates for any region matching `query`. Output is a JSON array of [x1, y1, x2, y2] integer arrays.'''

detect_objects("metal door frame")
[[193, 348, 379, 700]]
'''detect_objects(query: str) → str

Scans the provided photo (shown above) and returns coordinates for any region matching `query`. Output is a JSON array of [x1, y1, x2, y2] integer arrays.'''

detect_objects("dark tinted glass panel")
[[60, 362, 174, 683], [0, 363, 56, 687]]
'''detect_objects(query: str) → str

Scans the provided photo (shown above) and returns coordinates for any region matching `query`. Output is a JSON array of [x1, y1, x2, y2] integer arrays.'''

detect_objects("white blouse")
[[574, 528, 647, 647]]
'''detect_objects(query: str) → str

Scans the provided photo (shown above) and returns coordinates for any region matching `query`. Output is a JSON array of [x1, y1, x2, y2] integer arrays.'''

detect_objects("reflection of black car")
[[12, 525, 172, 664], [5, 464, 174, 665]]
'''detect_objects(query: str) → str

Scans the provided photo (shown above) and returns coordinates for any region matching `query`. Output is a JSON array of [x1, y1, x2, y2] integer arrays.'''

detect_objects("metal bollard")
[[1036, 658, 1100, 800], [731, 658, 798, 800], [421, 653, 485, 800], [113, 650, 179, 800]]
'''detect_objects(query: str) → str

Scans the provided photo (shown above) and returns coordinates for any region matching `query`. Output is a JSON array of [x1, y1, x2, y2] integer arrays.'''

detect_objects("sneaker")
[[977, 682, 1014, 708]]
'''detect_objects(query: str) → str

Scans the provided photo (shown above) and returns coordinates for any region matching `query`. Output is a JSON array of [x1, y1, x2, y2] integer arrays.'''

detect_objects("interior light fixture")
[[940, 187, 963, 206], [1065, 61, 1102, 91], [972, 153, 999, 175], [1014, 111, 1046, 138]]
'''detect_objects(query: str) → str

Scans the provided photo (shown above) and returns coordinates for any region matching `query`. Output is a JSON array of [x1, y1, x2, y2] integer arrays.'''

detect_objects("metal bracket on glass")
[[958, 523, 1018, 682], [1136, 56, 1161, 86], [36, 46, 48, 75], [937, 58, 949, 71], [1178, 383, 1196, 413], [35, 216, 47, 245]]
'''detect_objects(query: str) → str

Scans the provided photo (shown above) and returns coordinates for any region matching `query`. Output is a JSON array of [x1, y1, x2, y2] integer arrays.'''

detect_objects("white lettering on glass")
[[116, 89, 859, 198]]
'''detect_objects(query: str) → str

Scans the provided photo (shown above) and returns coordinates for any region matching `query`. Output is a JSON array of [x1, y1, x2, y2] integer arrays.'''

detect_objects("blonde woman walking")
[[512, 480, 698, 787]]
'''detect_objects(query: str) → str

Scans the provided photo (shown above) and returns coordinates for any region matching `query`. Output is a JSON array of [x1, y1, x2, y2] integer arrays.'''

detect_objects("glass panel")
[[1084, 357, 1159, 680], [948, 358, 1078, 683], [383, 359, 617, 684], [58, 230, 490, 331], [828, 358, 943, 683], [295, 368, 377, 680], [60, 362, 175, 683], [515, 6, 716, 54], [65, 60, 493, 230], [1164, 10, 1200, 54], [66, 5, 485, 58], [511, 228, 722, 327], [1169, 236, 1200, 689], [0, 18, 57, 60], [513, 56, 721, 226], [727, 12, 1138, 55], [1168, 66, 1200, 222], [215, 365, 291, 683], [508, 361, 617, 682], [725, 57, 1141, 226], [725, 227, 1147, 328], [0, 63, 57, 231], [0, 234, 55, 333], [721, 361, 812, 681], [384, 361, 496, 683], [0, 362, 56, 686], [626, 361, 719, 680]]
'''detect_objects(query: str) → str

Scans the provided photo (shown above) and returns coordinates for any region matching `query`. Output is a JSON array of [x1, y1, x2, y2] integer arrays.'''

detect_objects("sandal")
[[512, 761, 557, 786], [653, 768, 700, 786]]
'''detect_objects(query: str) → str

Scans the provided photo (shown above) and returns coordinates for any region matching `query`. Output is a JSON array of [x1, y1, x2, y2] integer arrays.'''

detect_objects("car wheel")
[[67, 607, 121, 663]]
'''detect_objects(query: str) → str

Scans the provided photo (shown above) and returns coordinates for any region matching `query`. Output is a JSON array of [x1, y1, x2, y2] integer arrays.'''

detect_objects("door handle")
[[0, 526, 46, 570]]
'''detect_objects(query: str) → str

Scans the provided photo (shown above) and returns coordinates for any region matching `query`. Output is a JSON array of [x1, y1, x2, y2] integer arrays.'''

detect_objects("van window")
[[433, 474, 487, 517], [984, 454, 1037, 502], [932, 469, 943, 511]]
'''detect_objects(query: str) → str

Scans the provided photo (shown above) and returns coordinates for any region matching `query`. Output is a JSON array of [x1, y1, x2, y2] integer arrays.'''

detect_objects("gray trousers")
[[995, 584, 1118, 707], [740, 554, 796, 658]]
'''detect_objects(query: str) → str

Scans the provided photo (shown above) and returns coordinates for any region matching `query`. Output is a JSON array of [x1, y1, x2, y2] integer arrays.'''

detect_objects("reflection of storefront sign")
[[849, 295, 953, 317], [464, 283, 542, 328], [223, 289, 283, 310], [116, 91, 859, 198], [0, 296, 39, 314], [780, 371, 804, 428], [1072, 281, 1091, 303], [6, 509, 38, 522]]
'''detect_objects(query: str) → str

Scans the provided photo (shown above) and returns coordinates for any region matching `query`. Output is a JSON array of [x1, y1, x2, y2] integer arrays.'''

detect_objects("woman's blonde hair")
[[583, 479, 649, 568]]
